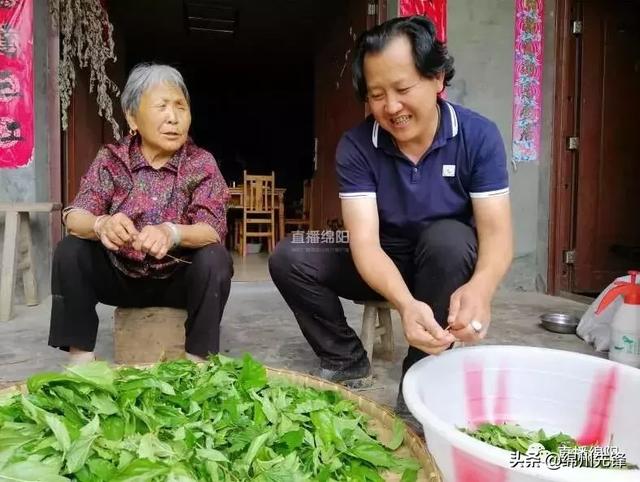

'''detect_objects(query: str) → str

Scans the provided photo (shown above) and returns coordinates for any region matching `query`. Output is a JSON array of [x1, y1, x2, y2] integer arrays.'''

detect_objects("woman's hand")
[[399, 298, 455, 355], [131, 224, 174, 259], [447, 280, 492, 342], [95, 213, 138, 251]]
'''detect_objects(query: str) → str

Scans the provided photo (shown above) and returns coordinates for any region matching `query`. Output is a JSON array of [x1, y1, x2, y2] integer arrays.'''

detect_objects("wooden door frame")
[[48, 15, 63, 247], [548, 0, 580, 295], [310, 0, 388, 230]]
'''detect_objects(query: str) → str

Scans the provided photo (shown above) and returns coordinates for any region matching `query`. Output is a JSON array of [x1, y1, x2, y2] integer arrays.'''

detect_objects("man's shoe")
[[395, 390, 424, 438], [314, 357, 372, 389]]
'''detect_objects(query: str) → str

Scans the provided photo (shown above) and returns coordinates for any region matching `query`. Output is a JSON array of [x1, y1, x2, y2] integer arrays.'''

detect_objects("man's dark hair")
[[351, 16, 455, 102]]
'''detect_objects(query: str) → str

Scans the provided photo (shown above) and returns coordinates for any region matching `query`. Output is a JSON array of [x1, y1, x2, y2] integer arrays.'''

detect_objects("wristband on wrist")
[[93, 215, 109, 237], [163, 222, 181, 248]]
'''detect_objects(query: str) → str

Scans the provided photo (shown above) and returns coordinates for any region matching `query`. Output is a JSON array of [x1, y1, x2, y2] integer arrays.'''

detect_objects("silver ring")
[[470, 320, 483, 334]]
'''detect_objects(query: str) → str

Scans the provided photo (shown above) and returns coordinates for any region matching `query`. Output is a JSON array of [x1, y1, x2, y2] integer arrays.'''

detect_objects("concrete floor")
[[231, 252, 271, 281], [0, 269, 601, 410]]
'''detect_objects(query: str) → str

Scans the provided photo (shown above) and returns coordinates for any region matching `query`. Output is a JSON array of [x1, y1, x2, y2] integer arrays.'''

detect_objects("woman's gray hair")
[[120, 63, 190, 115]]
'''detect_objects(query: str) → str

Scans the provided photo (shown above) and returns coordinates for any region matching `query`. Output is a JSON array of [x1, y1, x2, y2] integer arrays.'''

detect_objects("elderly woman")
[[48, 63, 233, 364]]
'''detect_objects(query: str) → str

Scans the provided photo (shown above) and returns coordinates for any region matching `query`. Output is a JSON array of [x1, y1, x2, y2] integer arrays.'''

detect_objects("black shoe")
[[314, 357, 372, 389], [395, 390, 424, 439]]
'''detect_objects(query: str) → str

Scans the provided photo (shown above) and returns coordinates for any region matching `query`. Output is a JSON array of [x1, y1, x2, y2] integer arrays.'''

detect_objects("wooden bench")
[[0, 202, 62, 321], [113, 307, 187, 364], [354, 300, 396, 363]]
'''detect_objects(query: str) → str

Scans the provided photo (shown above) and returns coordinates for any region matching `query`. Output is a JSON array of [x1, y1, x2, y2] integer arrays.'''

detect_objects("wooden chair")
[[238, 170, 276, 257], [284, 179, 312, 232]]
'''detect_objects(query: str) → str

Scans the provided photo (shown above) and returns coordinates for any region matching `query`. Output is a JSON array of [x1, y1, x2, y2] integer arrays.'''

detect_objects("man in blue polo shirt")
[[269, 16, 513, 432]]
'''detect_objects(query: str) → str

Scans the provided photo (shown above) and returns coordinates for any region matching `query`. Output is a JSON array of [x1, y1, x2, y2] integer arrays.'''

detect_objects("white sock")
[[68, 351, 96, 365], [185, 352, 207, 363]]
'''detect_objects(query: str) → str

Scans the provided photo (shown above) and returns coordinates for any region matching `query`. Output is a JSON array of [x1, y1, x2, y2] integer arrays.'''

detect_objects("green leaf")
[[86, 458, 116, 480], [27, 373, 78, 394], [65, 362, 116, 395], [195, 448, 228, 463], [89, 393, 119, 415], [205, 461, 220, 482], [101, 416, 124, 441], [401, 468, 418, 482], [350, 443, 397, 468], [293, 399, 329, 414], [44, 414, 71, 452], [309, 411, 334, 446], [110, 459, 169, 481], [384, 418, 406, 451], [166, 464, 198, 482], [173, 426, 186, 441], [243, 430, 271, 466], [65, 417, 100, 473], [19, 397, 48, 425], [280, 429, 304, 451], [253, 393, 278, 424], [239, 354, 267, 391], [137, 433, 174, 461], [0, 460, 70, 482]]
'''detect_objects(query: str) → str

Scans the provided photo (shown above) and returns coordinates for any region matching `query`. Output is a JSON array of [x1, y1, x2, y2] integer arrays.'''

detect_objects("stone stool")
[[113, 307, 187, 364], [354, 300, 396, 363]]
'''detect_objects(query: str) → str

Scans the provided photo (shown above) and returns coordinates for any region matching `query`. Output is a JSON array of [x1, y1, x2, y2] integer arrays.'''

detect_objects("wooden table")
[[228, 187, 286, 241]]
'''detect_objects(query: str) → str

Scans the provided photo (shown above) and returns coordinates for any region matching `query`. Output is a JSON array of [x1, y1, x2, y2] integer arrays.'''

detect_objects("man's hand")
[[131, 224, 174, 259], [447, 280, 492, 342], [399, 299, 456, 355], [95, 213, 138, 251]]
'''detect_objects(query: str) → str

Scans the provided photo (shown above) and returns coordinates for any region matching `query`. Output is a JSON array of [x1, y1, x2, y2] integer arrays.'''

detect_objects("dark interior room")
[[108, 0, 325, 208]]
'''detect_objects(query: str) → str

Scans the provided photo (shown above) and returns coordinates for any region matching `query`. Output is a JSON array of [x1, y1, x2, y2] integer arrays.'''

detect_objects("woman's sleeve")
[[63, 147, 115, 220], [186, 155, 230, 238]]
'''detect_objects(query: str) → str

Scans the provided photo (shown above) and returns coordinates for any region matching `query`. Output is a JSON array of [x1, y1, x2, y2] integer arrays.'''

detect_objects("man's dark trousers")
[[268, 219, 478, 376]]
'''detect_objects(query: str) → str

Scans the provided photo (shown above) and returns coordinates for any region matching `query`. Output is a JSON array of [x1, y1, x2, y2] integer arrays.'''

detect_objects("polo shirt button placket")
[[411, 166, 421, 183]]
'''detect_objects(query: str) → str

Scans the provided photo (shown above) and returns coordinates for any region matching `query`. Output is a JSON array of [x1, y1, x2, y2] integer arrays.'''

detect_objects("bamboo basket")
[[266, 366, 442, 481], [0, 365, 443, 481]]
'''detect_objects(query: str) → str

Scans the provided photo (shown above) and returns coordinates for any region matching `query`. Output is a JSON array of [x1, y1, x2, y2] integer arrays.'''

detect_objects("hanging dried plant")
[[49, 0, 121, 139]]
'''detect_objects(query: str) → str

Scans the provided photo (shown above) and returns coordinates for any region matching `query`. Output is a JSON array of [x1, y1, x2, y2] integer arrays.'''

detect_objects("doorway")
[[63, 0, 382, 279], [101, 0, 317, 206], [65, 0, 382, 220], [550, 0, 640, 295]]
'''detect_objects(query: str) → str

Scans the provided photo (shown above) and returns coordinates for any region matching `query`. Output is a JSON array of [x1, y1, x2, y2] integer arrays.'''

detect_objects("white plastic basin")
[[403, 345, 640, 482]]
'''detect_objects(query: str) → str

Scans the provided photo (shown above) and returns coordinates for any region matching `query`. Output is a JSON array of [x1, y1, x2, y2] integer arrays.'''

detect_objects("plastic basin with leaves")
[[403, 345, 640, 482]]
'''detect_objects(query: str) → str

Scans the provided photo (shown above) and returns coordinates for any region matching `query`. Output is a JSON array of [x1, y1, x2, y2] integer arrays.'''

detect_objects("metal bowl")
[[539, 313, 580, 334]]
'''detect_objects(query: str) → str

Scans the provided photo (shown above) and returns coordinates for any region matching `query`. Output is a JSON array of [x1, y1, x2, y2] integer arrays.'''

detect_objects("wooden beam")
[[0, 203, 62, 213]]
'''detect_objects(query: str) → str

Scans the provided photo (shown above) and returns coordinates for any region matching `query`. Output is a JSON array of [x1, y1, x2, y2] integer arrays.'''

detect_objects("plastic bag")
[[576, 274, 640, 352]]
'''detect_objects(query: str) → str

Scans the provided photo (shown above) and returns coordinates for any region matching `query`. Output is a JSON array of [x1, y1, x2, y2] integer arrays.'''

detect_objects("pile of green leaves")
[[460, 423, 577, 455], [459, 423, 638, 470], [0, 355, 421, 481]]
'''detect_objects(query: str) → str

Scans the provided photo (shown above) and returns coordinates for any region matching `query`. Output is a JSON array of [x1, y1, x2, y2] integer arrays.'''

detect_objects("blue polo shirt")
[[336, 99, 509, 240]]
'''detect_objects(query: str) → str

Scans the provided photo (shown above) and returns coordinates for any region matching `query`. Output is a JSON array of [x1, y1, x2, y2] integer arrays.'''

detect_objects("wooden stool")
[[0, 202, 62, 321], [113, 307, 187, 364], [354, 300, 395, 363]]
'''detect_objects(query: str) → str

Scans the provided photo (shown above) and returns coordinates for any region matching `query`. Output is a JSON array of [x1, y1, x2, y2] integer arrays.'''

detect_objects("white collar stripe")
[[372, 121, 380, 148], [372, 104, 458, 147], [446, 102, 459, 137]]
